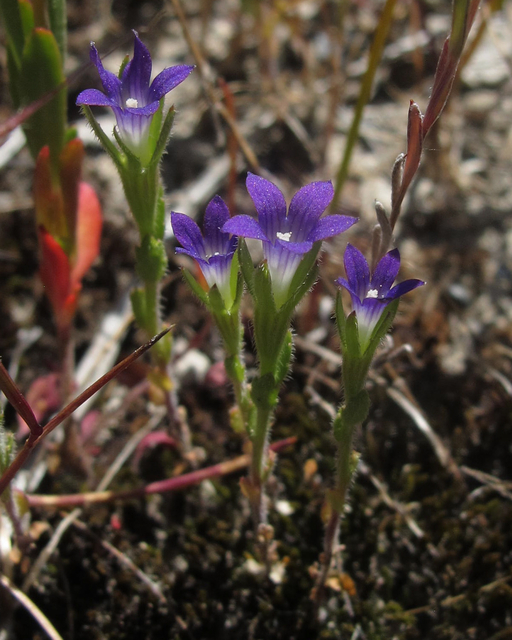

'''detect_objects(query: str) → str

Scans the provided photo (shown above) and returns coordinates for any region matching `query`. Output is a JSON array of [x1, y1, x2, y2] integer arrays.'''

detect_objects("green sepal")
[[135, 236, 168, 283], [238, 239, 256, 298], [130, 288, 147, 329], [285, 242, 321, 303], [364, 298, 399, 356], [231, 252, 243, 310], [344, 311, 362, 359], [335, 291, 347, 351], [148, 105, 175, 168], [20, 27, 66, 163], [253, 262, 276, 313], [208, 284, 227, 315], [82, 105, 124, 172], [280, 260, 319, 319], [113, 126, 142, 166], [182, 268, 209, 305], [251, 373, 278, 410], [118, 54, 130, 78], [211, 302, 240, 355], [333, 389, 370, 441], [275, 330, 293, 385]]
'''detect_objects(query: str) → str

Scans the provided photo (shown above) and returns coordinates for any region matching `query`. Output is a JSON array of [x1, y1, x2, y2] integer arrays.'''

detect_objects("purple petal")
[[307, 214, 358, 243], [276, 239, 313, 254], [222, 215, 269, 242], [76, 88, 117, 107], [371, 248, 401, 296], [335, 276, 361, 303], [149, 65, 195, 102], [90, 44, 122, 103], [287, 181, 334, 242], [171, 213, 205, 261], [121, 32, 152, 105], [203, 196, 236, 256], [343, 244, 370, 301], [387, 279, 425, 300], [124, 100, 161, 116], [246, 173, 287, 241]]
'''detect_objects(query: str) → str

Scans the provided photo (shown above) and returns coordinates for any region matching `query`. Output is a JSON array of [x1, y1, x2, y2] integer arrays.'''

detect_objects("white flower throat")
[[125, 98, 139, 108], [276, 231, 292, 242], [367, 288, 379, 298]]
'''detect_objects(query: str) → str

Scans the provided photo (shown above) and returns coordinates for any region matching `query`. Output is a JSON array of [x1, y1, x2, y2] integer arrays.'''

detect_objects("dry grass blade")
[[72, 519, 167, 605], [386, 386, 460, 478], [21, 409, 167, 592], [0, 573, 64, 640]]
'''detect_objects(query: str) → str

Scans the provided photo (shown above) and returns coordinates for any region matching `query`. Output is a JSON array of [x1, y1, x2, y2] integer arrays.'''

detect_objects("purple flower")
[[76, 32, 194, 163], [172, 196, 237, 307], [336, 244, 424, 350], [222, 173, 357, 308]]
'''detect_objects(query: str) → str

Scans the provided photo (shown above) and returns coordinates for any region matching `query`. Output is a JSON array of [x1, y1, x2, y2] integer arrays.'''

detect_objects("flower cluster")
[[77, 32, 194, 163], [172, 196, 237, 308], [336, 244, 424, 350], [173, 173, 358, 309]]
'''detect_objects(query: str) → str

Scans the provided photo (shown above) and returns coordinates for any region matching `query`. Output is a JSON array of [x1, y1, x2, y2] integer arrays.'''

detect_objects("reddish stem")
[[24, 437, 296, 509]]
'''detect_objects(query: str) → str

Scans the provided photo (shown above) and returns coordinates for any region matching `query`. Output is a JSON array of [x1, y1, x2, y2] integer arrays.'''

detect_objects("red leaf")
[[71, 182, 102, 285], [38, 225, 77, 329]]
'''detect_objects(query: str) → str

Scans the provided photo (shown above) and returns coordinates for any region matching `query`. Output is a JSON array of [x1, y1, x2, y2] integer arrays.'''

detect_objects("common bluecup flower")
[[76, 32, 194, 163], [336, 244, 424, 350], [222, 173, 357, 308], [172, 196, 237, 308]]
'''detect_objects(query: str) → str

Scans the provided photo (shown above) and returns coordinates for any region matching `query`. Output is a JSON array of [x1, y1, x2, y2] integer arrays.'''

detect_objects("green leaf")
[[0, 0, 26, 68], [20, 27, 66, 162], [48, 0, 66, 63]]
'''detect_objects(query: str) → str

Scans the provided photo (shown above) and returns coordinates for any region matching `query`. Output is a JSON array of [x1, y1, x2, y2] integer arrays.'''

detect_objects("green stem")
[[249, 402, 273, 526], [313, 421, 358, 609]]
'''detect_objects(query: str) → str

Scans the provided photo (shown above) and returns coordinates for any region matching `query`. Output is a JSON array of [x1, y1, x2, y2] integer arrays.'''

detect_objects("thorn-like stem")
[[0, 329, 170, 497]]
